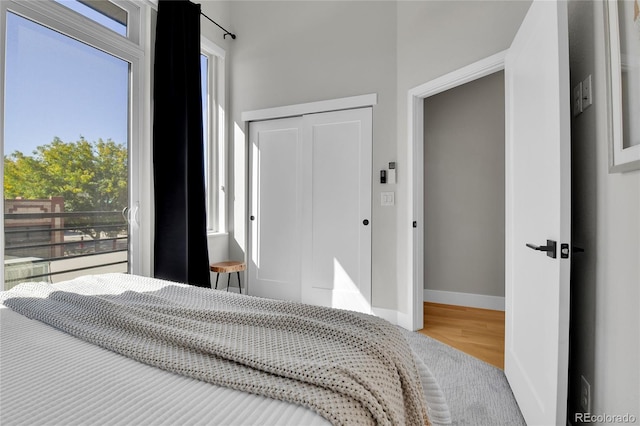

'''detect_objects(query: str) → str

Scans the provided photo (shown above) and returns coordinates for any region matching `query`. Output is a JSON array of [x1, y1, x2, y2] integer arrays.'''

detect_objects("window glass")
[[3, 11, 130, 287], [200, 43, 226, 234], [53, 0, 127, 36], [201, 53, 209, 195]]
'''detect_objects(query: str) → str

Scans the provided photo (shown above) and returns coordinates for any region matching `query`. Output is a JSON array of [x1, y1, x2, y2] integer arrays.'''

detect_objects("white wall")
[[568, 0, 640, 422], [224, 0, 399, 309], [200, 1, 232, 49], [218, 0, 530, 314]]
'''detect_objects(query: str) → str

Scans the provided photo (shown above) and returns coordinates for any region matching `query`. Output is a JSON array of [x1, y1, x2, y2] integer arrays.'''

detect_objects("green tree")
[[4, 137, 128, 238]]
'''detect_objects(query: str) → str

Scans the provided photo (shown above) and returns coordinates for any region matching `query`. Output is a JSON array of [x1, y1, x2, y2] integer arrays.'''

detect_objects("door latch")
[[560, 243, 585, 259]]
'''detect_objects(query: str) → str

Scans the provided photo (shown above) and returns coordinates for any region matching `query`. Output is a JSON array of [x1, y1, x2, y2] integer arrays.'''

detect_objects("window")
[[1, 0, 150, 288], [53, 0, 128, 37], [201, 37, 226, 234]]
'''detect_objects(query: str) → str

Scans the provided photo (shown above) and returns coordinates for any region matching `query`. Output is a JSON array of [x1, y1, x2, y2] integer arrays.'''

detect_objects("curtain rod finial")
[[200, 11, 236, 40]]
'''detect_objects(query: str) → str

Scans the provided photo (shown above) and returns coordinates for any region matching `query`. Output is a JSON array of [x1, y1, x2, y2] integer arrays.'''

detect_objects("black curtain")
[[152, 0, 210, 287]]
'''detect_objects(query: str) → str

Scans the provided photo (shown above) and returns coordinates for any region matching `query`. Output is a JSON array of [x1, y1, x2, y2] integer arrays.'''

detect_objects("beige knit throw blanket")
[[2, 274, 429, 426]]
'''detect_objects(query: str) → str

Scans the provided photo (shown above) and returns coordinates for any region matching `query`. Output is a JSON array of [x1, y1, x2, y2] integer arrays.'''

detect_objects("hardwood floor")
[[418, 302, 505, 369]]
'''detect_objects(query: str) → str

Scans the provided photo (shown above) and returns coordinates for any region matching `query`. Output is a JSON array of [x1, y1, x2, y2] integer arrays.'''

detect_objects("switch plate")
[[582, 75, 593, 110], [387, 169, 396, 184], [381, 192, 394, 206], [573, 82, 583, 116]]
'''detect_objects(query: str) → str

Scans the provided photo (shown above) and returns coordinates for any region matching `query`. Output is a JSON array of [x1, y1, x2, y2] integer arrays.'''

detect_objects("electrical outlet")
[[580, 375, 591, 413], [381, 192, 395, 206]]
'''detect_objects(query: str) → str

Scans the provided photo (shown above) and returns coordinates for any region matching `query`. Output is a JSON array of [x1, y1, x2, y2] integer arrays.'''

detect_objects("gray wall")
[[567, 0, 640, 422], [423, 71, 505, 297]]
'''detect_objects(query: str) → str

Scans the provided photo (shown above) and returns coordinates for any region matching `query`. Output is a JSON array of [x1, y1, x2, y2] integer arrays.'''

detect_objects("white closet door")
[[248, 117, 303, 301], [301, 108, 372, 313]]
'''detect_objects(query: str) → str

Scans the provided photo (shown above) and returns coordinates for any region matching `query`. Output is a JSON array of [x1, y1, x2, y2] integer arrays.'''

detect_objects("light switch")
[[381, 192, 394, 206], [581, 75, 592, 110]]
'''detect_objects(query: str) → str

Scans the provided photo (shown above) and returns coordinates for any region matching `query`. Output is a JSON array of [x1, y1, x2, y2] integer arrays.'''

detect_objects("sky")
[[3, 0, 209, 162], [3, 2, 129, 157]]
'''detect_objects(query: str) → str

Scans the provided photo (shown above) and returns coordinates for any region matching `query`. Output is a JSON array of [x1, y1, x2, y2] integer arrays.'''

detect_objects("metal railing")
[[4, 210, 128, 286]]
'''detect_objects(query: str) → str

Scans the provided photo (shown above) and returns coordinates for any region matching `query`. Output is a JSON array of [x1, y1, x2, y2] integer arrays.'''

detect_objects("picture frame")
[[604, 0, 640, 173]]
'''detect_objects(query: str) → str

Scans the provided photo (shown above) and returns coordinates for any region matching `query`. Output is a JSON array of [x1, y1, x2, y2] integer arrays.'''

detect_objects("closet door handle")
[[250, 215, 255, 221], [362, 219, 369, 226]]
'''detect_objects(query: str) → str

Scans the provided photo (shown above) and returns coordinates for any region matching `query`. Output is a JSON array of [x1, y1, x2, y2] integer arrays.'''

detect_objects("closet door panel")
[[302, 108, 372, 313], [308, 121, 361, 290], [248, 118, 303, 301]]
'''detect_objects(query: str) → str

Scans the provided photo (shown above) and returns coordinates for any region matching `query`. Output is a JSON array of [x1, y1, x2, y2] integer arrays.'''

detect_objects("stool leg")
[[227, 273, 231, 291], [237, 271, 242, 294], [215, 273, 220, 289]]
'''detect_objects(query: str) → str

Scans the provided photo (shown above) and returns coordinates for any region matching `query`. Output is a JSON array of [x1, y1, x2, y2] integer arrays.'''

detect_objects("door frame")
[[241, 93, 377, 122], [406, 50, 507, 330]]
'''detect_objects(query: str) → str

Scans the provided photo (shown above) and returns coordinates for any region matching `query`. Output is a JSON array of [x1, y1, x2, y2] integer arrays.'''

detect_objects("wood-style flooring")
[[418, 302, 505, 369]]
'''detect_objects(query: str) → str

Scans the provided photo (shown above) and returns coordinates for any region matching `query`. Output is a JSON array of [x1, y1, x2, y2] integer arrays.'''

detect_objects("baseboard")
[[372, 307, 420, 331], [372, 306, 398, 324], [423, 289, 505, 311]]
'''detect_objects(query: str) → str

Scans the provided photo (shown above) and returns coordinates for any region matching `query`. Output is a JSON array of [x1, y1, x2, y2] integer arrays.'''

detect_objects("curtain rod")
[[200, 11, 236, 39]]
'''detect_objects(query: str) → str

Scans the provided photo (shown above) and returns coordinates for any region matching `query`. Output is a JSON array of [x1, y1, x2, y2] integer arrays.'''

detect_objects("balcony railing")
[[4, 210, 128, 289]]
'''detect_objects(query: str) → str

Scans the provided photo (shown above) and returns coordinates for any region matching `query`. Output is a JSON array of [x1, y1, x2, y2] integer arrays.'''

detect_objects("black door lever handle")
[[526, 239, 557, 258]]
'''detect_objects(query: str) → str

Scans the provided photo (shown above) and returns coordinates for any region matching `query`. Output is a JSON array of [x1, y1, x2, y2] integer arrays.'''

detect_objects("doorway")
[[420, 70, 506, 367], [422, 70, 505, 308], [408, 4, 572, 422], [408, 51, 507, 330]]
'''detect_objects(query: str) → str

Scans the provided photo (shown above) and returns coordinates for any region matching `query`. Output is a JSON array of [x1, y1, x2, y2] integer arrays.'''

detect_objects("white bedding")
[[1, 274, 448, 425], [1, 305, 331, 426]]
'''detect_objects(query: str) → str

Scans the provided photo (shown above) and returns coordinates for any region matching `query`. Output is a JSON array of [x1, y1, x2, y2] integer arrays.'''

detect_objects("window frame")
[[0, 0, 153, 287], [201, 36, 227, 235]]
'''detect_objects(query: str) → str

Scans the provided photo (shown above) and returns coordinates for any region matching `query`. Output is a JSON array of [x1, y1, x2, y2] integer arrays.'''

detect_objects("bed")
[[0, 273, 449, 425]]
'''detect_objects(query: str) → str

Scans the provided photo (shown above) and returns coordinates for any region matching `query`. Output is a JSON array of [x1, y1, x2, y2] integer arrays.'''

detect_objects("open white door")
[[504, 1, 571, 425]]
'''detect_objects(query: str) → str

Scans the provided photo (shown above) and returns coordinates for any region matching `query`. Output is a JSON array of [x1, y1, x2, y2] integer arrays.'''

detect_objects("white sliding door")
[[248, 108, 372, 313], [249, 117, 303, 301], [1, 0, 150, 288], [301, 108, 372, 313]]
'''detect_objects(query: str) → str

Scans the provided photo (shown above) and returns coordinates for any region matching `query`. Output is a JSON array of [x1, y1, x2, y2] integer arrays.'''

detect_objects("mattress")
[[0, 274, 448, 425], [1, 304, 331, 425]]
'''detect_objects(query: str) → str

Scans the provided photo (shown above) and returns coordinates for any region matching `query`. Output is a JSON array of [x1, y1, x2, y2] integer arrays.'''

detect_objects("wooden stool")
[[210, 261, 246, 293]]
